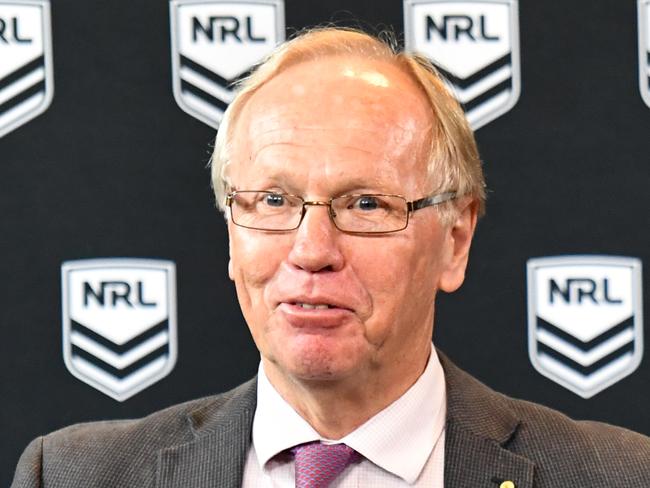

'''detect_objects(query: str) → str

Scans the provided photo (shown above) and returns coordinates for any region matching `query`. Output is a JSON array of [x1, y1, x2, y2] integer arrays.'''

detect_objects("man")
[[12, 27, 650, 488]]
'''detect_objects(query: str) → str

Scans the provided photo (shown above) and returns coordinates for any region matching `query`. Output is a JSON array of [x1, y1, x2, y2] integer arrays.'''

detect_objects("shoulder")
[[440, 352, 650, 486], [40, 377, 256, 450], [11, 379, 256, 488], [503, 394, 650, 483]]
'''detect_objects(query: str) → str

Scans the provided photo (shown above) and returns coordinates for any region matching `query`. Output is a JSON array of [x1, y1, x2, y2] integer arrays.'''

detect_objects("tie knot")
[[292, 441, 360, 488]]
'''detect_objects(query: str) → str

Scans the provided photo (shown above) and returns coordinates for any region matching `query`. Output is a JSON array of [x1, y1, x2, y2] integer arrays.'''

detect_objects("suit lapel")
[[156, 356, 537, 487], [440, 353, 535, 488], [444, 422, 534, 488], [157, 378, 257, 488]]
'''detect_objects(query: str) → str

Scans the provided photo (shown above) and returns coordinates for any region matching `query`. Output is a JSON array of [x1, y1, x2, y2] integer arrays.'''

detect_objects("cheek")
[[347, 240, 403, 292], [350, 230, 446, 328], [229, 229, 288, 305], [346, 237, 424, 327], [355, 234, 433, 288]]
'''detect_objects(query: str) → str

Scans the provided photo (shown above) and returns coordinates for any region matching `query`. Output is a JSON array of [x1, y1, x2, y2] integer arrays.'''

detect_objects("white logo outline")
[[527, 255, 644, 399], [403, 0, 521, 130], [169, 0, 285, 129], [61, 258, 178, 402], [639, 0, 650, 108], [0, 0, 54, 139]]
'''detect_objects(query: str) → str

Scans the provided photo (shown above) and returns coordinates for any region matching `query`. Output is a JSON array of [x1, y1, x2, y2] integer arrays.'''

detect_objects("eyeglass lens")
[[229, 191, 409, 233]]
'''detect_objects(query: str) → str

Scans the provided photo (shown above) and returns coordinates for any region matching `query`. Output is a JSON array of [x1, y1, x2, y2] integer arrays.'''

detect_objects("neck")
[[262, 341, 432, 439]]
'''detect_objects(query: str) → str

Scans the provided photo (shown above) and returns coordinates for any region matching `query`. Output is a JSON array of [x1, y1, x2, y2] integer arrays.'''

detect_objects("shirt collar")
[[252, 345, 446, 484], [252, 363, 322, 466]]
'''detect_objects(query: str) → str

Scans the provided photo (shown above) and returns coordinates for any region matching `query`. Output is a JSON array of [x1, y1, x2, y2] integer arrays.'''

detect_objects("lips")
[[276, 297, 355, 328], [277, 296, 354, 312], [293, 302, 335, 310]]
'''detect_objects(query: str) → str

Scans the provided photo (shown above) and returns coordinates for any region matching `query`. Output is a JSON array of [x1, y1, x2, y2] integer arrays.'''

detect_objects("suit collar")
[[439, 352, 535, 488], [156, 355, 536, 487], [156, 378, 257, 488], [440, 352, 519, 443]]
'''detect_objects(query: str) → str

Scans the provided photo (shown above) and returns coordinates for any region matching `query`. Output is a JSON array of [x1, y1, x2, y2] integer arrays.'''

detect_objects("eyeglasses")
[[225, 190, 457, 234]]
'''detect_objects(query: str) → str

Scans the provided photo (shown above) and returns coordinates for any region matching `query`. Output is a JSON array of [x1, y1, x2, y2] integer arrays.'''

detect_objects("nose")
[[287, 203, 345, 273]]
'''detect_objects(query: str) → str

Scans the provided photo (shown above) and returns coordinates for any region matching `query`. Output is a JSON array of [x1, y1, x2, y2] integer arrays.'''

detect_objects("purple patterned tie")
[[292, 441, 360, 488]]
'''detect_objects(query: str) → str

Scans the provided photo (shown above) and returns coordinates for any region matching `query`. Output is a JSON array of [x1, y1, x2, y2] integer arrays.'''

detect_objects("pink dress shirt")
[[242, 345, 446, 487]]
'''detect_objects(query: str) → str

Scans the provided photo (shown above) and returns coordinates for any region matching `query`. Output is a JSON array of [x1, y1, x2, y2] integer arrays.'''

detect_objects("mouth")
[[277, 299, 355, 328], [280, 299, 353, 312], [292, 302, 338, 310]]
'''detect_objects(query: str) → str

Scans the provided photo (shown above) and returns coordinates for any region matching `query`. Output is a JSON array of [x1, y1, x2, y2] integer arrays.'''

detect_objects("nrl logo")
[[0, 0, 53, 139], [527, 256, 644, 399], [62, 259, 177, 402], [639, 0, 650, 108], [169, 0, 285, 129], [403, 0, 520, 130]]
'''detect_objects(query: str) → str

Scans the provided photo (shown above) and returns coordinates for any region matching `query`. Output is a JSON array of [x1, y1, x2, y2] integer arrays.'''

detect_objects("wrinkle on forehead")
[[246, 122, 430, 165], [230, 56, 434, 186]]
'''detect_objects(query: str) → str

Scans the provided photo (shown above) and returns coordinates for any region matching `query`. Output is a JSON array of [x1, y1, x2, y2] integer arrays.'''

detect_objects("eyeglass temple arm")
[[408, 192, 457, 212]]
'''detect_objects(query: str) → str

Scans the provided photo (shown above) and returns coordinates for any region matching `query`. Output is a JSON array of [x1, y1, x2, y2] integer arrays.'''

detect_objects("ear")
[[438, 197, 479, 293]]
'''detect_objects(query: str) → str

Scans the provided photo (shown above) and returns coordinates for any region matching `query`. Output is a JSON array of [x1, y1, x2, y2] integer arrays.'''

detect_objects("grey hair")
[[210, 26, 486, 225]]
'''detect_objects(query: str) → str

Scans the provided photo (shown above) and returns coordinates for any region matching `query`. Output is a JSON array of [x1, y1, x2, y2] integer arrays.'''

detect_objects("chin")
[[278, 335, 365, 382]]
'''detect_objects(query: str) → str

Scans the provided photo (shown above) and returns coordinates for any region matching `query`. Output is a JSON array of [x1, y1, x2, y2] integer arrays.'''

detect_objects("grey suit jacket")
[[12, 353, 650, 487]]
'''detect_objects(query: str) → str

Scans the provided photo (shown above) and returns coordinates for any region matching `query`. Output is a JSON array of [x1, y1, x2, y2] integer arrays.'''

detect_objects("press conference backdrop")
[[1, 0, 649, 483]]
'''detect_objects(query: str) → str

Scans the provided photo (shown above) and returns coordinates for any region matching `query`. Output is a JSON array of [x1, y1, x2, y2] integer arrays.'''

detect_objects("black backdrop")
[[2, 1, 649, 484]]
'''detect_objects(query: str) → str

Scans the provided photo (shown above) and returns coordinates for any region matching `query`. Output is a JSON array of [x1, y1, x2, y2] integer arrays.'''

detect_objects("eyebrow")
[[236, 173, 396, 197], [328, 177, 393, 196]]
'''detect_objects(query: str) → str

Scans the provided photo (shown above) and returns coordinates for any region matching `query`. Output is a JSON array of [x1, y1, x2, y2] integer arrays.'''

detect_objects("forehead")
[[229, 55, 434, 192]]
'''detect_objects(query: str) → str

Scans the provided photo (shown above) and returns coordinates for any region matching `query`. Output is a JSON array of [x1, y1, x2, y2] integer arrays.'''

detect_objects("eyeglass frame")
[[224, 190, 457, 234]]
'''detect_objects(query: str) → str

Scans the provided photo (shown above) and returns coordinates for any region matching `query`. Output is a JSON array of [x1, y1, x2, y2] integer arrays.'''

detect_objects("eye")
[[350, 195, 380, 211], [263, 193, 285, 207]]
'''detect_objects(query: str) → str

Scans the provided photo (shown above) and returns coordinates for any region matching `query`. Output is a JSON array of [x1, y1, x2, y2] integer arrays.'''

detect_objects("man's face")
[[227, 56, 475, 389]]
